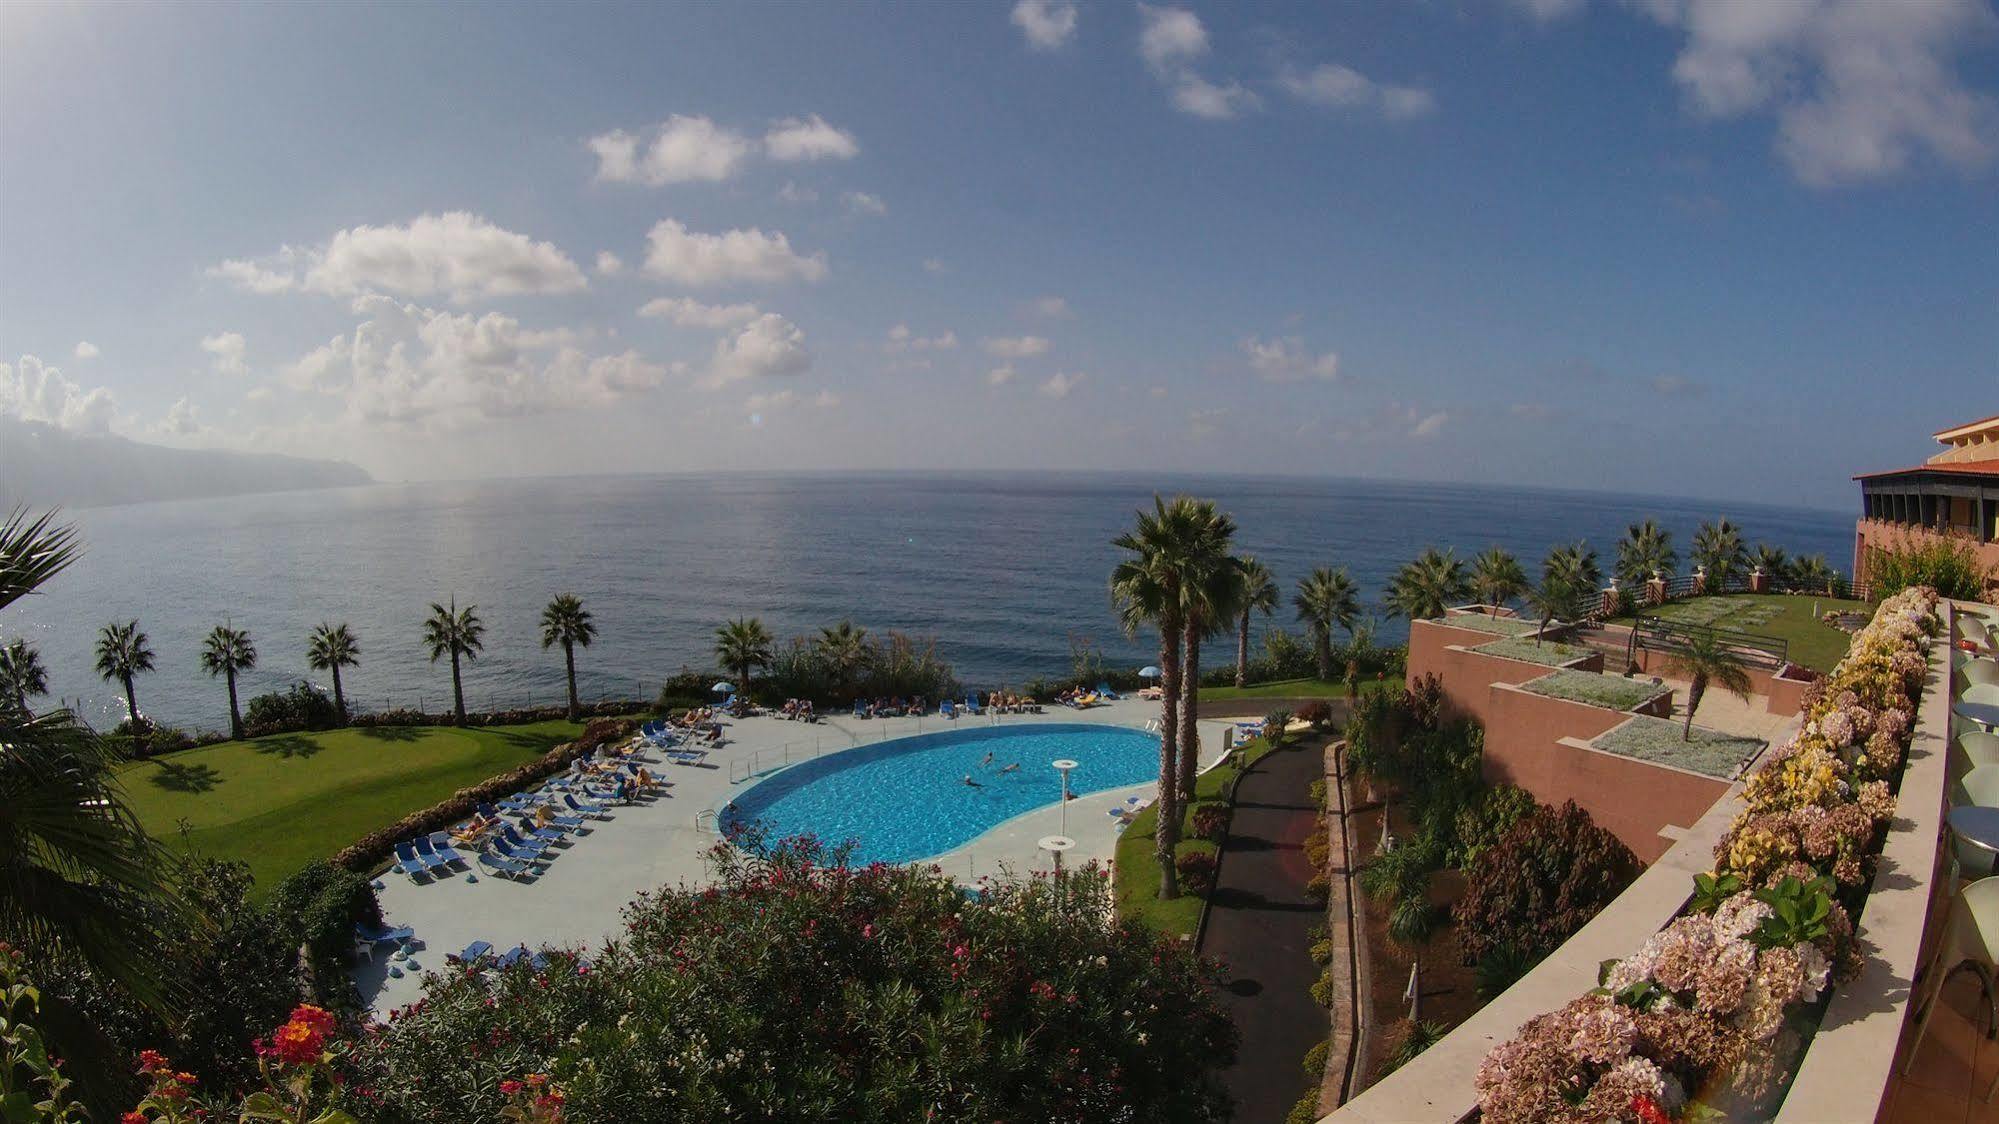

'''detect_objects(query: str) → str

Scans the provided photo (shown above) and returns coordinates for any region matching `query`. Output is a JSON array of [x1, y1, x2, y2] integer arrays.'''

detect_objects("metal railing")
[[725, 727, 864, 783], [1626, 615, 1789, 669]]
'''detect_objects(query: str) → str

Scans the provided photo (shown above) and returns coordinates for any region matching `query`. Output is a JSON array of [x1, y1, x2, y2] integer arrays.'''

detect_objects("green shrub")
[[1357, 846, 1427, 904], [266, 861, 380, 1009], [1176, 850, 1220, 895], [1307, 778, 1328, 809], [1387, 895, 1442, 947], [1264, 708, 1294, 747], [1453, 800, 1639, 963], [1475, 942, 1541, 1000], [1450, 784, 1536, 868], [1866, 533, 1993, 601], [1309, 938, 1335, 965], [1305, 870, 1331, 904], [1308, 967, 1339, 1007], [1190, 801, 1231, 842], [243, 681, 340, 736], [1286, 1088, 1325, 1124], [1301, 1038, 1330, 1078], [1378, 1018, 1450, 1078], [1303, 828, 1331, 871]]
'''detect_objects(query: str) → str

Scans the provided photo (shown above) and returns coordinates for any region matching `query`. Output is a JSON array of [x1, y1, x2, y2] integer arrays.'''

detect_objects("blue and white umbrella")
[[712, 681, 735, 694], [1138, 666, 1161, 679]]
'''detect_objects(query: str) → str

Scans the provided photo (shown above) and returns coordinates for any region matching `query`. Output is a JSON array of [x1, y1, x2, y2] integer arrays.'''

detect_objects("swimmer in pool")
[[979, 751, 994, 768], [962, 774, 983, 788], [996, 762, 1020, 775]]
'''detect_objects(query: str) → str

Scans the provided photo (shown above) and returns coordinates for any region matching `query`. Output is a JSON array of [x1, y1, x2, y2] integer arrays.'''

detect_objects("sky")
[[0, 0, 1994, 511]]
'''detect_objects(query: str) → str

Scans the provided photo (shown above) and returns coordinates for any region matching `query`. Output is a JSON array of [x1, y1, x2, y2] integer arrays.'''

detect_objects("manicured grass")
[[1433, 613, 1538, 637], [1522, 669, 1671, 712], [116, 721, 586, 895], [1201, 677, 1392, 701], [1113, 734, 1283, 939], [1591, 716, 1765, 779], [1474, 636, 1592, 667], [1610, 593, 1872, 673]]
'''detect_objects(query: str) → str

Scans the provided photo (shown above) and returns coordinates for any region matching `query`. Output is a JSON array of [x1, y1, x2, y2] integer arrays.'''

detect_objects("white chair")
[[1904, 876, 1999, 1102], [1955, 764, 1999, 809], [1961, 616, 1995, 653], [1954, 731, 1999, 778], [1958, 659, 1999, 696], [1962, 683, 1999, 710]]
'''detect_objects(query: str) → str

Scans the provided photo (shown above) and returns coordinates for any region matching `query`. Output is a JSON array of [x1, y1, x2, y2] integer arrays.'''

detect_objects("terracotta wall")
[[1406, 618, 1603, 727], [1854, 518, 1999, 592]]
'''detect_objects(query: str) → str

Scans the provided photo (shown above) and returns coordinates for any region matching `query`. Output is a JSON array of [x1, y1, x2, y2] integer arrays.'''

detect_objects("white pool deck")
[[358, 699, 1242, 1014]]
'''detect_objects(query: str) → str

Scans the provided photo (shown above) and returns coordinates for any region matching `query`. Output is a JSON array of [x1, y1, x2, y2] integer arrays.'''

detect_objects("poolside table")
[[1954, 702, 1999, 731], [1949, 806, 1999, 879]]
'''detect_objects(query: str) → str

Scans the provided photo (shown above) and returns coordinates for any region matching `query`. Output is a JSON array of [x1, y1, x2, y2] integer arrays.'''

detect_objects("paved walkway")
[[1200, 739, 1329, 1124]]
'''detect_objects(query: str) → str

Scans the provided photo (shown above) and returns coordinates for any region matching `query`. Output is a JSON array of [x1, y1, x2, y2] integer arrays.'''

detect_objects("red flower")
[[268, 1006, 333, 1066], [1630, 1095, 1673, 1124], [137, 1049, 169, 1074], [122, 1114, 148, 1124], [500, 1080, 524, 1095]]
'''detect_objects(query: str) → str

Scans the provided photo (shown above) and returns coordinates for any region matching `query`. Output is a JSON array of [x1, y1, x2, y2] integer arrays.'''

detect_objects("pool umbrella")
[[712, 681, 735, 694], [1138, 666, 1161, 679]]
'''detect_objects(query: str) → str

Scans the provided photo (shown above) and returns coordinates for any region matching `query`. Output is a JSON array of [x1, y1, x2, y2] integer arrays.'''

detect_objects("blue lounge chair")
[[356, 919, 415, 945], [424, 832, 470, 866], [1095, 682, 1121, 700], [496, 826, 550, 861], [477, 851, 532, 881], [450, 940, 494, 964], [563, 792, 611, 819], [940, 699, 957, 719], [539, 808, 587, 830], [513, 818, 565, 845], [495, 945, 531, 970], [964, 694, 982, 715], [413, 834, 463, 869], [392, 840, 437, 879], [852, 700, 868, 718]]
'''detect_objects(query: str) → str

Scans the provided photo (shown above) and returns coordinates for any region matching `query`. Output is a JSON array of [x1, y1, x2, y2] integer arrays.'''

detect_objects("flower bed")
[[1522, 670, 1671, 713], [1473, 636, 1593, 667], [1474, 587, 1939, 1124], [1590, 717, 1766, 780]]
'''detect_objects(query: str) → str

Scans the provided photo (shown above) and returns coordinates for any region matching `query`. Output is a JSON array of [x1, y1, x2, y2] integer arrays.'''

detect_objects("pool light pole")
[[1051, 758, 1078, 835]]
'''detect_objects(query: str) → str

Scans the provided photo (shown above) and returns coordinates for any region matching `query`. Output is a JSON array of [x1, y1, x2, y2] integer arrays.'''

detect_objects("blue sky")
[[1, 0, 1993, 510]]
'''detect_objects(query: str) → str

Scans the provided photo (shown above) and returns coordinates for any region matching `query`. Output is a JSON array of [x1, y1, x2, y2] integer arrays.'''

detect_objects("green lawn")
[[116, 721, 586, 895], [1610, 592, 1872, 673], [1201, 677, 1390, 701], [1113, 734, 1283, 938]]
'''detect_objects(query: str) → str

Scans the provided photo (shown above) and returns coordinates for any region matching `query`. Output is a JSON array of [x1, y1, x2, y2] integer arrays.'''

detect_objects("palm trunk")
[[1315, 629, 1332, 681], [331, 665, 347, 725], [1180, 626, 1201, 805], [1236, 609, 1250, 688], [1684, 676, 1705, 741], [1155, 615, 1183, 901], [564, 641, 579, 721], [450, 649, 466, 724], [122, 676, 139, 729], [226, 668, 242, 740]]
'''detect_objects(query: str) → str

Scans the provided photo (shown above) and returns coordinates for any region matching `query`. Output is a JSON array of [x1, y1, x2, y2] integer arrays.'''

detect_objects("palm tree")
[[1543, 541, 1603, 595], [1691, 518, 1749, 592], [422, 599, 485, 724], [1752, 544, 1792, 590], [815, 619, 871, 696], [1615, 520, 1677, 589], [0, 640, 48, 715], [93, 619, 155, 734], [1232, 557, 1279, 688], [199, 624, 257, 740], [1470, 548, 1528, 618], [715, 617, 773, 697], [1525, 574, 1586, 644], [0, 508, 183, 1077], [1177, 508, 1240, 804], [540, 594, 597, 721], [1112, 495, 1220, 900], [1385, 548, 1471, 622], [1295, 567, 1360, 681], [1667, 631, 1755, 741], [306, 622, 360, 724], [1793, 554, 1836, 596]]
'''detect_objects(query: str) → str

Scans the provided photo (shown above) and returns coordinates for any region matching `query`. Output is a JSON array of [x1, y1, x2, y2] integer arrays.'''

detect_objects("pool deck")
[[359, 699, 1237, 1014]]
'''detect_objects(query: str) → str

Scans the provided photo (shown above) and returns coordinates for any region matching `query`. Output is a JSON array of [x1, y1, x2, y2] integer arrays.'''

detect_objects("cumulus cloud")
[[643, 219, 828, 286], [589, 115, 754, 185], [885, 324, 958, 352], [0, 355, 117, 434], [1242, 336, 1342, 382], [1039, 371, 1083, 398], [639, 297, 763, 330], [282, 296, 672, 427], [708, 313, 812, 385], [1138, 6, 1258, 120], [1280, 64, 1437, 120], [777, 181, 819, 204], [1012, 0, 1078, 50], [764, 115, 860, 162], [1410, 410, 1449, 438], [201, 331, 248, 375], [842, 190, 888, 216], [1173, 75, 1260, 120], [73, 341, 99, 360], [988, 364, 1018, 386], [596, 251, 624, 276], [211, 213, 587, 304], [154, 396, 214, 440], [982, 335, 1051, 358], [1024, 295, 1072, 319]]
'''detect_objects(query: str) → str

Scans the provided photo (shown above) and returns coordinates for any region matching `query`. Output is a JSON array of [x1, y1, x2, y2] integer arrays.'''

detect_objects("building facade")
[[1852, 412, 1999, 593]]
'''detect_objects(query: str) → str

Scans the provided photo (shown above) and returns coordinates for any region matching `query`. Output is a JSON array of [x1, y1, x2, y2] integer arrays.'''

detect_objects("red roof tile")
[[1854, 459, 1999, 480]]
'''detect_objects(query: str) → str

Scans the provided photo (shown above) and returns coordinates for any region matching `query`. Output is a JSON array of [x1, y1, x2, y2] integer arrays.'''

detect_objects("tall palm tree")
[[540, 594, 597, 721], [1295, 567, 1360, 681], [1232, 557, 1279, 688], [1543, 541, 1602, 595], [0, 640, 49, 715], [1385, 548, 1471, 622], [715, 617, 773, 697], [815, 619, 871, 696], [1752, 544, 1793, 590], [306, 622, 360, 724], [1470, 548, 1528, 618], [1667, 632, 1755, 741], [199, 624, 257, 740], [1691, 518, 1749, 592], [1177, 508, 1239, 804], [93, 620, 154, 734], [1111, 495, 1218, 901], [1525, 574, 1586, 644], [422, 599, 485, 724], [1792, 554, 1836, 596], [0, 508, 182, 1081], [1615, 520, 1677, 589]]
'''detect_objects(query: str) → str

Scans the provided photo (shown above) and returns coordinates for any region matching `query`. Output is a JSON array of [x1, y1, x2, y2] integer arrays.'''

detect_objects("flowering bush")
[[1454, 801, 1640, 964], [1190, 801, 1231, 842], [1176, 849, 1220, 894], [338, 830, 1238, 1121], [124, 1005, 356, 1124], [1474, 588, 1939, 1122]]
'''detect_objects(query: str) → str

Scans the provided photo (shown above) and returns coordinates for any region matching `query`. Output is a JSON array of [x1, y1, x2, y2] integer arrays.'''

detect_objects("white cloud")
[[72, 341, 99, 360], [590, 116, 753, 185], [885, 324, 958, 352], [206, 256, 297, 294], [215, 213, 586, 304], [155, 396, 212, 439], [708, 313, 812, 385], [1012, 0, 1078, 50], [1280, 64, 1437, 120], [642, 219, 828, 286], [596, 251, 624, 276], [0, 355, 117, 434], [983, 335, 1051, 358], [764, 115, 859, 162], [1411, 410, 1449, 438], [1173, 74, 1260, 120], [638, 297, 763, 330], [745, 389, 797, 413], [1039, 371, 1083, 398], [1025, 295, 1072, 319], [1139, 5, 1208, 71], [282, 297, 672, 427], [842, 190, 888, 216], [777, 180, 820, 204], [201, 331, 248, 375], [988, 364, 1018, 386], [1242, 336, 1342, 382]]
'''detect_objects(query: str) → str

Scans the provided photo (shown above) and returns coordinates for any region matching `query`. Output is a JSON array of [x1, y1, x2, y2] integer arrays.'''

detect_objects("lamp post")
[[1038, 833, 1075, 878], [1052, 758, 1078, 835]]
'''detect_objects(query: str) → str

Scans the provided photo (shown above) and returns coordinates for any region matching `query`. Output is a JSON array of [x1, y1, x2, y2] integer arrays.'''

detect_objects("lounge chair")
[[495, 945, 532, 970], [669, 747, 708, 766], [940, 699, 957, 719], [516, 817, 566, 844], [449, 940, 494, 965], [563, 792, 612, 819], [478, 851, 533, 881], [1095, 682, 1121, 700], [392, 840, 438, 880], [964, 694, 982, 715], [356, 919, 415, 946], [413, 834, 465, 869], [536, 806, 587, 831], [496, 826, 551, 861]]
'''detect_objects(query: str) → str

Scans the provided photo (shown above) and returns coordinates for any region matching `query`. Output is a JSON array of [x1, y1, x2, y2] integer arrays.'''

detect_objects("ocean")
[[0, 472, 1857, 732]]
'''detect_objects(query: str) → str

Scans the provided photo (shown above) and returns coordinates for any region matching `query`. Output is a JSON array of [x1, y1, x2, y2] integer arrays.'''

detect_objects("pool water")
[[719, 723, 1162, 864]]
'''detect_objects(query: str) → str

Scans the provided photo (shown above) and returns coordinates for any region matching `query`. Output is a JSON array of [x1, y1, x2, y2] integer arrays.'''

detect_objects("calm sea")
[[0, 473, 1856, 732]]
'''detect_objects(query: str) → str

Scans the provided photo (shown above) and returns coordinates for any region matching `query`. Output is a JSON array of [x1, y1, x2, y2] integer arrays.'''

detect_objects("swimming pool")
[[719, 723, 1162, 864]]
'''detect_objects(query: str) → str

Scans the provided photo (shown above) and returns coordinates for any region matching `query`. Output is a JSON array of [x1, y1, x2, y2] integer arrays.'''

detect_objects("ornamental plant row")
[[1474, 586, 1941, 1124]]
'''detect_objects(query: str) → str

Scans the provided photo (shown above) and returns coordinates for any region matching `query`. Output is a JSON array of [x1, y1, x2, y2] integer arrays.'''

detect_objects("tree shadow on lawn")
[[483, 728, 567, 750], [353, 726, 424, 744], [147, 760, 223, 793], [255, 735, 323, 759]]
